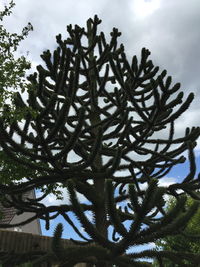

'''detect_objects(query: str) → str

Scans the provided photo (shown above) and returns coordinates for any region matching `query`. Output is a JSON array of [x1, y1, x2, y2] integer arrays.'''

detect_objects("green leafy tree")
[[0, 0, 33, 120], [0, 15, 200, 266], [153, 196, 200, 266], [0, 1, 35, 185]]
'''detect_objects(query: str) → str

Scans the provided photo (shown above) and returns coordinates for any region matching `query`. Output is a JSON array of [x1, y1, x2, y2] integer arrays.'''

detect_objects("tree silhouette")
[[0, 15, 200, 266]]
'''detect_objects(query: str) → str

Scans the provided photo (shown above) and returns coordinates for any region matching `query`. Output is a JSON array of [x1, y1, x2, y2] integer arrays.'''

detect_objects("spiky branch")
[[0, 16, 200, 266]]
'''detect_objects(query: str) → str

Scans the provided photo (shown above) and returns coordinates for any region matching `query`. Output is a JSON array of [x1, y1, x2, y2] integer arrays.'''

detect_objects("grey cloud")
[[3, 0, 200, 135]]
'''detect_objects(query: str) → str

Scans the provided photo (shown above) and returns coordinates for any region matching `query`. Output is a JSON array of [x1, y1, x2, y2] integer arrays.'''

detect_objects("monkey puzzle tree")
[[0, 16, 200, 266]]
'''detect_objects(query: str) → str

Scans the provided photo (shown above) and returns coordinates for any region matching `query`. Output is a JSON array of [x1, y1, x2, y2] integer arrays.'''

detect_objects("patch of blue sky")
[[39, 147, 200, 265]]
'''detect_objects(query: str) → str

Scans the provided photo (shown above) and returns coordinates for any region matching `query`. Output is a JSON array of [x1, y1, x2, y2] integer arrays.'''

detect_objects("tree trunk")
[[87, 20, 111, 267]]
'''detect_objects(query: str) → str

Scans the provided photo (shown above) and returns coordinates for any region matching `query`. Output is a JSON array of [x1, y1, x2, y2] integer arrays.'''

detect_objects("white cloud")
[[38, 186, 88, 207], [130, 0, 161, 19], [158, 177, 177, 187], [2, 0, 200, 207], [2, 0, 199, 134]]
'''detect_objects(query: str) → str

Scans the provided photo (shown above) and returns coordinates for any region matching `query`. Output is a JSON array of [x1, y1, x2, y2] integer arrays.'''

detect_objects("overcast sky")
[[2, 0, 200, 238], [2, 0, 199, 134]]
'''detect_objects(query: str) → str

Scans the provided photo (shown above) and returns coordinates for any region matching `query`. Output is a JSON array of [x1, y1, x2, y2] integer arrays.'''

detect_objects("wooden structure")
[[0, 229, 86, 266]]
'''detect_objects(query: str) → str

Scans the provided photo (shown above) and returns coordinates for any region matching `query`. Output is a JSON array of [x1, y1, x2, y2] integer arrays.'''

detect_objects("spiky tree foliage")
[[0, 16, 200, 266]]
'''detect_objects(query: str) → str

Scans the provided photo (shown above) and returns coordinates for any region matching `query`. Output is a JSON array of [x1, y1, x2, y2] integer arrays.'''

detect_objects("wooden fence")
[[0, 229, 86, 266]]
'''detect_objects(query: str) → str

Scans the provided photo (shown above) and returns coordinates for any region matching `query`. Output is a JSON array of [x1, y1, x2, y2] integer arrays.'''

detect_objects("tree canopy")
[[0, 0, 33, 119], [154, 196, 200, 266], [0, 14, 200, 266], [0, 0, 34, 185]]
